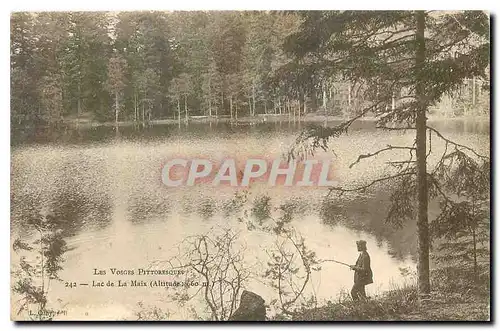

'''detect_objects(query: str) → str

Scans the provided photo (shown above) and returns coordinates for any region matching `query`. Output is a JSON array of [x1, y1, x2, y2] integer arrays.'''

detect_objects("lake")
[[10, 118, 490, 320]]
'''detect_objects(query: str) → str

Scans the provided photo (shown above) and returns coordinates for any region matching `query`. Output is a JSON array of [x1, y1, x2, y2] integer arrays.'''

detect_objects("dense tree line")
[[11, 11, 488, 129], [11, 11, 317, 127]]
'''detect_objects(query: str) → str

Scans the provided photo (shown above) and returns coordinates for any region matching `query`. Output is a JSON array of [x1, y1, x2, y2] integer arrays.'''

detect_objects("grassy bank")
[[284, 285, 489, 321], [133, 271, 490, 321], [281, 270, 490, 322]]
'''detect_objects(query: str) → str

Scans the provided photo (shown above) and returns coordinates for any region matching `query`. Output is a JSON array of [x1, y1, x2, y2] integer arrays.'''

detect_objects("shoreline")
[[62, 114, 491, 129]]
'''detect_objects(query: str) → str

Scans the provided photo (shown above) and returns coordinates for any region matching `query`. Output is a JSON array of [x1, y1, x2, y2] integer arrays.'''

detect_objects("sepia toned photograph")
[[10, 10, 490, 321]]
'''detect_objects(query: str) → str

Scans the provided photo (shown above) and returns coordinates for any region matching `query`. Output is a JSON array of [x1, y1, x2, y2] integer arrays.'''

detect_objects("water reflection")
[[197, 197, 216, 220], [128, 191, 172, 224], [10, 119, 489, 319], [11, 149, 112, 237], [11, 118, 489, 147], [320, 194, 418, 261]]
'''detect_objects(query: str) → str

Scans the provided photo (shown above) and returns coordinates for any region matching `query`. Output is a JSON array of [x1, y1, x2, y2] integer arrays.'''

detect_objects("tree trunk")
[[208, 79, 212, 117], [330, 86, 334, 114], [115, 91, 119, 124], [177, 97, 181, 127], [472, 226, 478, 283], [415, 10, 430, 297], [304, 93, 307, 114], [230, 95, 233, 119], [348, 83, 351, 107], [252, 82, 256, 116], [298, 101, 301, 121], [310, 88, 317, 111], [77, 83, 81, 124], [288, 100, 291, 122], [142, 92, 145, 127], [298, 100, 301, 122], [77, 98, 81, 123], [472, 76, 476, 107], [134, 92, 137, 123], [472, 198, 478, 283], [184, 94, 188, 122], [322, 82, 327, 110], [220, 91, 224, 117]]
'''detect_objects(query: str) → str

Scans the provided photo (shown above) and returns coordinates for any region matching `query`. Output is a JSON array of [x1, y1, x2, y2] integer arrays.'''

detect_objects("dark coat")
[[354, 251, 373, 285]]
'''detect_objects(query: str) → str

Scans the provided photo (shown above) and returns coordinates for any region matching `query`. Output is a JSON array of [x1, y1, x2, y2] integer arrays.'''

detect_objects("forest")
[[10, 11, 489, 129]]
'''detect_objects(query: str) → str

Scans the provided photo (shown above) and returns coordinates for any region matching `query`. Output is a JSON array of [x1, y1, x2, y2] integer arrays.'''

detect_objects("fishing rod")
[[319, 259, 352, 268]]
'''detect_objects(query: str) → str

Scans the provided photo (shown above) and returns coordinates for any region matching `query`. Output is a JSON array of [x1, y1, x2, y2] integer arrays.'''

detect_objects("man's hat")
[[356, 240, 367, 248]]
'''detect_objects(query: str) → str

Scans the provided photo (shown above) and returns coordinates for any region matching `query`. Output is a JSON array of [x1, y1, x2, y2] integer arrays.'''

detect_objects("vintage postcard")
[[10, 10, 490, 321]]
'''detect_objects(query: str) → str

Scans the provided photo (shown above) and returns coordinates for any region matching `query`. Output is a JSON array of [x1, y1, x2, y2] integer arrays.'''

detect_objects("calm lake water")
[[10, 118, 490, 320]]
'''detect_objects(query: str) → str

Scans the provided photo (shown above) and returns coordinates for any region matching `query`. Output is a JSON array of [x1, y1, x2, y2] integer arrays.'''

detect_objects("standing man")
[[350, 240, 373, 301]]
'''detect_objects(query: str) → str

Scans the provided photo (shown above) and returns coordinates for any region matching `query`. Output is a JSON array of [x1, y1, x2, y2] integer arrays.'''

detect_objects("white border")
[[1, 1, 498, 330]]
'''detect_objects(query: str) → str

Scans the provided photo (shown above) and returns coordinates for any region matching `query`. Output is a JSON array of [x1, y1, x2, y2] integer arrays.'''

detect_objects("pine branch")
[[376, 125, 416, 131], [427, 126, 489, 160], [427, 173, 454, 205], [327, 171, 416, 197], [349, 145, 416, 169]]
